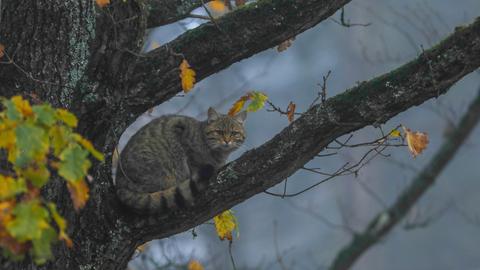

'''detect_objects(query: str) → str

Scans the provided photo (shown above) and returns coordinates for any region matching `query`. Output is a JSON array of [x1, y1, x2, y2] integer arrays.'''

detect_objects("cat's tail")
[[116, 179, 202, 214]]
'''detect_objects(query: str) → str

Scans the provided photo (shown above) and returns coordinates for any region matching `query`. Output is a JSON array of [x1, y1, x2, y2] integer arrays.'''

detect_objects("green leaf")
[[33, 105, 56, 126], [49, 125, 70, 156], [3, 99, 21, 121], [22, 165, 50, 188], [6, 200, 51, 242], [73, 134, 105, 161], [31, 227, 56, 265], [246, 91, 268, 112], [58, 145, 91, 182], [14, 123, 49, 167]]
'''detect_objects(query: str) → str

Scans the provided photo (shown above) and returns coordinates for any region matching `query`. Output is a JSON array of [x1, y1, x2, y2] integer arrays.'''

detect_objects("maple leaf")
[[0, 176, 26, 200], [14, 123, 49, 167], [47, 204, 72, 248], [0, 43, 5, 59], [286, 101, 296, 122], [67, 180, 90, 210], [33, 105, 56, 127], [179, 59, 196, 93], [402, 125, 429, 158], [213, 210, 239, 241], [6, 200, 50, 242], [58, 145, 91, 183], [188, 260, 204, 270], [209, 0, 226, 12], [49, 125, 69, 156], [95, 0, 110, 8], [11, 96, 34, 118]]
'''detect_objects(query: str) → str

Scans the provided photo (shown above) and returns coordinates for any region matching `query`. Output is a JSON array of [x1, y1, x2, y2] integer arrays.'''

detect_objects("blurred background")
[[122, 0, 480, 269]]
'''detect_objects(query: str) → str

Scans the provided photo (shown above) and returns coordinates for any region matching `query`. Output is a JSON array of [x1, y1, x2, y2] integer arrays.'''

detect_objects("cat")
[[115, 107, 247, 214]]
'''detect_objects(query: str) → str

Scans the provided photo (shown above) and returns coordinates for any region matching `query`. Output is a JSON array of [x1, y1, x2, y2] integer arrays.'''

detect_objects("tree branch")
[[124, 0, 351, 116], [144, 0, 202, 28], [121, 17, 480, 241], [329, 86, 480, 270]]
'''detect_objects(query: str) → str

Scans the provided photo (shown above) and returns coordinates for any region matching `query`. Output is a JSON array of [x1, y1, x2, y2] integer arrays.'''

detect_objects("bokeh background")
[[123, 0, 480, 269]]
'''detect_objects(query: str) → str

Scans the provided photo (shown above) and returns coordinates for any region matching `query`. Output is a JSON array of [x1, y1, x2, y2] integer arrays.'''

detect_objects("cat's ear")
[[234, 111, 247, 124], [207, 107, 220, 122]]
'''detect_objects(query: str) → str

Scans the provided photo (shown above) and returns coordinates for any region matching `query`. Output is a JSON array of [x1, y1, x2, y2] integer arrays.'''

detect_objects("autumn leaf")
[[246, 91, 268, 112], [67, 180, 90, 211], [228, 95, 250, 116], [95, 0, 110, 8], [286, 101, 296, 122], [47, 204, 72, 248], [0, 176, 26, 200], [402, 125, 429, 158], [188, 260, 204, 270], [56, 109, 78, 128], [14, 123, 49, 167], [235, 0, 246, 7], [389, 129, 401, 138], [73, 134, 105, 161], [11, 96, 34, 118], [33, 105, 56, 127], [179, 59, 196, 93], [209, 0, 226, 11], [6, 200, 50, 242], [277, 37, 296, 52], [213, 210, 239, 241], [58, 145, 91, 183], [0, 43, 5, 58]]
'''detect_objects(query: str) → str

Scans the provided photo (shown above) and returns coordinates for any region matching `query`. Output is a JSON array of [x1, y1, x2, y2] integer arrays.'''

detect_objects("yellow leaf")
[[11, 96, 33, 118], [389, 129, 401, 138], [73, 134, 105, 161], [402, 126, 429, 158], [286, 101, 296, 122], [56, 109, 78, 128], [179, 59, 196, 93], [47, 203, 72, 248], [213, 210, 239, 241], [0, 176, 26, 200], [96, 0, 110, 8], [188, 260, 204, 270], [209, 0, 226, 12], [228, 95, 250, 116], [0, 120, 16, 151], [67, 180, 89, 211]]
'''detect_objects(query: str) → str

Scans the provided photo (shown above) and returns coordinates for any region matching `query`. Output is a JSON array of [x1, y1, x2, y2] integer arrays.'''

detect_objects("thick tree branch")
[[124, 0, 351, 116], [329, 86, 480, 270], [121, 17, 480, 243], [144, 0, 202, 28]]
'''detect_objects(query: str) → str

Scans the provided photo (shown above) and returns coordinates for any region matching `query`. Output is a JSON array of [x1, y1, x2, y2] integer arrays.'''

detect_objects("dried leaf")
[[95, 0, 110, 8], [286, 101, 296, 122], [0, 43, 4, 59], [403, 126, 429, 158], [67, 180, 90, 211], [210, 0, 226, 12], [188, 260, 204, 270], [179, 59, 196, 93], [213, 210, 239, 241], [228, 95, 250, 116], [277, 37, 295, 52]]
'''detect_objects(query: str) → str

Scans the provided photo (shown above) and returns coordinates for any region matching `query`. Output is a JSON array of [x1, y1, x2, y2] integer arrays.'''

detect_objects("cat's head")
[[204, 107, 246, 152]]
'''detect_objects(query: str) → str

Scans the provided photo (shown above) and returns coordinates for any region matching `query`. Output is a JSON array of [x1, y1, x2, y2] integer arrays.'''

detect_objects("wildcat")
[[115, 108, 246, 214]]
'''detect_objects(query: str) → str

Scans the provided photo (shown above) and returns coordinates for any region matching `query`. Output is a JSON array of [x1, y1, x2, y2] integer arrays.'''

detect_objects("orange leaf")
[[188, 260, 204, 270], [286, 101, 296, 122], [179, 59, 196, 93], [209, 0, 226, 11], [95, 0, 110, 8], [402, 126, 429, 158], [0, 43, 5, 59], [277, 37, 295, 52], [228, 95, 250, 116], [67, 180, 89, 211]]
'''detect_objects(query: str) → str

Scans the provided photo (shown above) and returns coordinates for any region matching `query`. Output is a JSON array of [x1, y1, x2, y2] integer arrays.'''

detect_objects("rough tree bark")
[[0, 1, 478, 270]]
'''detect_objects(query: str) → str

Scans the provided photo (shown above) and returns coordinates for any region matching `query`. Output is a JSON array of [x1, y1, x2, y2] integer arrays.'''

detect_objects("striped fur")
[[115, 108, 246, 214]]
